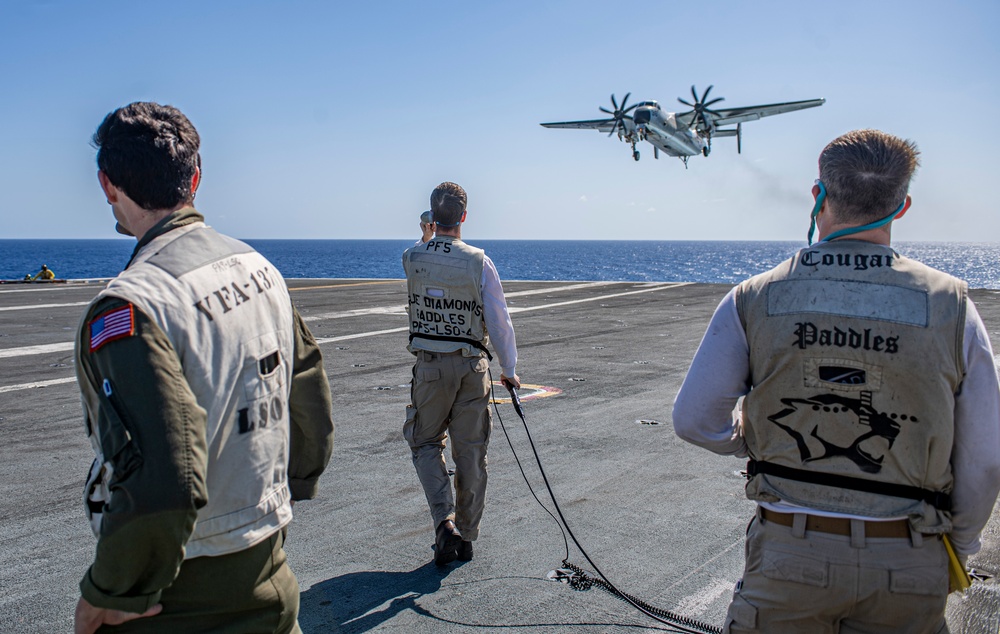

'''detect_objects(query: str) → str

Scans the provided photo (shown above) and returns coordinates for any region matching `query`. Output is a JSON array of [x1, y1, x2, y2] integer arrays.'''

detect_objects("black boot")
[[434, 520, 462, 566]]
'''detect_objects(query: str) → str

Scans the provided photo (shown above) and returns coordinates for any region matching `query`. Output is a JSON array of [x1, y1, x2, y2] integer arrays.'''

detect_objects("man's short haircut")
[[93, 102, 201, 211], [819, 129, 920, 224], [430, 182, 467, 226]]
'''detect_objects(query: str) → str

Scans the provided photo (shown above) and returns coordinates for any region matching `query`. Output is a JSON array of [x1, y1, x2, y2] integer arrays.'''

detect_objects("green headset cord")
[[808, 180, 907, 246]]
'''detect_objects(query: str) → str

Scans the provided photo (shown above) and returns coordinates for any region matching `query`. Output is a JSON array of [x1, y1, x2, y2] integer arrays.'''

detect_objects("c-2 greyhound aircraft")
[[541, 86, 824, 167]]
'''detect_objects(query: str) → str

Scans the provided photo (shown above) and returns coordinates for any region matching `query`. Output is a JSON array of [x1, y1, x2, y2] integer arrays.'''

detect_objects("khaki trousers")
[[404, 350, 492, 540], [101, 531, 300, 634], [724, 508, 949, 634]]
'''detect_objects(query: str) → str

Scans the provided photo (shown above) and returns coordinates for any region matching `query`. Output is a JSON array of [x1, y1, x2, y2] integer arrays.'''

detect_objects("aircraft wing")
[[708, 98, 825, 127], [540, 118, 617, 134]]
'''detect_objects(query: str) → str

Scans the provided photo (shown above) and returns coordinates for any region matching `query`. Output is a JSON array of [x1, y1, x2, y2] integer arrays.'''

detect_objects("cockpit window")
[[635, 101, 660, 109]]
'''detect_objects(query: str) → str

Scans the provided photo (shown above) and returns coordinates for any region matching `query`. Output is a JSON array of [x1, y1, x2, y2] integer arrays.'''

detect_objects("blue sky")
[[1, 1, 997, 242]]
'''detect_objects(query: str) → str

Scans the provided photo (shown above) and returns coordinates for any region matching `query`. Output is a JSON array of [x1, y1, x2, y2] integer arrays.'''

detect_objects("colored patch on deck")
[[490, 382, 563, 404]]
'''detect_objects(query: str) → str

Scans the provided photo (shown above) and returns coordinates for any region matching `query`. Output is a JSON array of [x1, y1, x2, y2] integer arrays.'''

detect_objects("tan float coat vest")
[[736, 240, 966, 532], [79, 222, 295, 557], [404, 237, 488, 357]]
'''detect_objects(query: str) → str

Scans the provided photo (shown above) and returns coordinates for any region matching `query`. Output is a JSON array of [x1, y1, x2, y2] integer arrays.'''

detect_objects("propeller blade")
[[676, 84, 724, 131], [620, 92, 631, 112], [599, 106, 613, 114], [607, 119, 620, 137], [610, 94, 619, 111]]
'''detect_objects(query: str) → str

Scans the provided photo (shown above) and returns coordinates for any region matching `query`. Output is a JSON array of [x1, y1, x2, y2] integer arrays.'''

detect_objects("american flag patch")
[[89, 305, 135, 352]]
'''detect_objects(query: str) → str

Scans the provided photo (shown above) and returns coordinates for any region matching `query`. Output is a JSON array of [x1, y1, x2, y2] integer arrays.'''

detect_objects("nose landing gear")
[[633, 150, 640, 161]]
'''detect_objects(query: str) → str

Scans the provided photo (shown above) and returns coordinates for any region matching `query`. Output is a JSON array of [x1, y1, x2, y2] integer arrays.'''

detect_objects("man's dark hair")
[[819, 129, 920, 223], [430, 182, 467, 226], [93, 102, 201, 211]]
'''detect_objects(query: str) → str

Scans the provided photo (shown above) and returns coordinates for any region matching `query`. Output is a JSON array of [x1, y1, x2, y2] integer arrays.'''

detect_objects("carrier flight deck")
[[2, 279, 998, 632]]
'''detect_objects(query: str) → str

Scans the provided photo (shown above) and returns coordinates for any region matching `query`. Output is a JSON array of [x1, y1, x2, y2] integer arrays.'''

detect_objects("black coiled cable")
[[488, 370, 723, 634], [559, 561, 722, 634]]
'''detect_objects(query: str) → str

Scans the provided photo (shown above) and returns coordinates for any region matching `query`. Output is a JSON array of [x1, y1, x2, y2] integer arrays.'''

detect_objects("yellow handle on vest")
[[943, 534, 972, 593]]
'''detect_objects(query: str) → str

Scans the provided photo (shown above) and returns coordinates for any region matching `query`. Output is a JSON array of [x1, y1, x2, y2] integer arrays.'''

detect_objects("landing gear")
[[633, 150, 640, 161], [702, 146, 710, 157]]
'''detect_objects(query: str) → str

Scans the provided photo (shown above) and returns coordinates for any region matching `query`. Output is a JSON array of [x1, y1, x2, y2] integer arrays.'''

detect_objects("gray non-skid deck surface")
[[1, 279, 999, 633]]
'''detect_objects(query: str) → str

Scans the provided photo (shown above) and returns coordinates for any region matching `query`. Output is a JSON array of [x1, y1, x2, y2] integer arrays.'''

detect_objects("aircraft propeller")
[[599, 93, 638, 137], [678, 85, 725, 131]]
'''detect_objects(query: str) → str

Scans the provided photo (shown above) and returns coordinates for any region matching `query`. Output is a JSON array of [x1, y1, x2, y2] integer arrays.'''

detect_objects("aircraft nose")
[[633, 109, 651, 125]]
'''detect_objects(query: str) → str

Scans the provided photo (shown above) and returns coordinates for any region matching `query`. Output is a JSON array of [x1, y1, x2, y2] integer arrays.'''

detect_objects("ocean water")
[[2, 239, 999, 289]]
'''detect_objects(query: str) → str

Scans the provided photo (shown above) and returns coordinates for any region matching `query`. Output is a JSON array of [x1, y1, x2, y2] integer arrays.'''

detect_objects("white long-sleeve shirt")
[[480, 254, 518, 377], [411, 239, 517, 376], [673, 287, 1000, 555]]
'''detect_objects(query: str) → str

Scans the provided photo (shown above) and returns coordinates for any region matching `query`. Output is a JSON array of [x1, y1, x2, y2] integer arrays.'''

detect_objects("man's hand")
[[75, 597, 162, 634], [420, 222, 436, 243], [500, 373, 520, 390]]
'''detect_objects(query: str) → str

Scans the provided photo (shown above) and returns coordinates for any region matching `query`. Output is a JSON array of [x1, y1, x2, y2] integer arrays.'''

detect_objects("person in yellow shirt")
[[30, 264, 55, 281]]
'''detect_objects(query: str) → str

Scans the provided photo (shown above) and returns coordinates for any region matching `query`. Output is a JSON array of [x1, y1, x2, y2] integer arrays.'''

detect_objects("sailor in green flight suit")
[[74, 102, 335, 633]]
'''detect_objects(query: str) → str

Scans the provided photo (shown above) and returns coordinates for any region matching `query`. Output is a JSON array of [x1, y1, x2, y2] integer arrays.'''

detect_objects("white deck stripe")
[[315, 327, 409, 344], [0, 301, 89, 312], [507, 282, 689, 313], [663, 537, 744, 594], [311, 283, 688, 341], [0, 282, 633, 320], [304, 306, 406, 321], [0, 283, 688, 391], [0, 279, 108, 293], [0, 342, 74, 358], [503, 281, 619, 298], [672, 578, 734, 617], [0, 377, 77, 393], [0, 288, 67, 294], [301, 282, 623, 322], [0, 287, 74, 294]]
